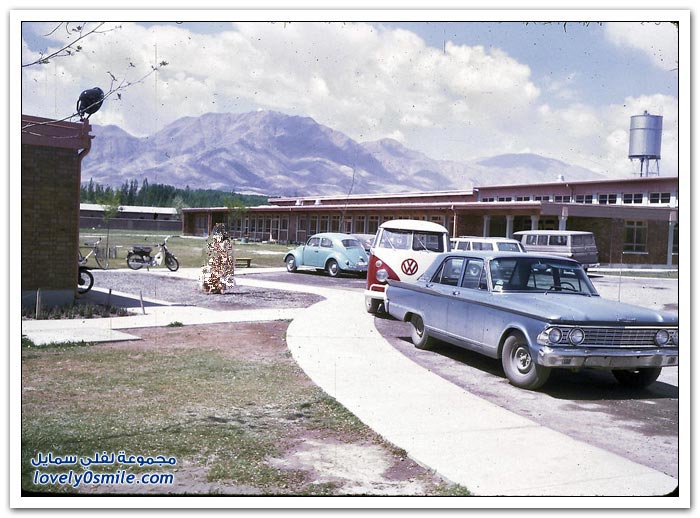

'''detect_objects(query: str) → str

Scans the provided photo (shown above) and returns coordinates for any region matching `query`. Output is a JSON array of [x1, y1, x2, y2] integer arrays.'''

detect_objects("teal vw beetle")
[[284, 233, 369, 277]]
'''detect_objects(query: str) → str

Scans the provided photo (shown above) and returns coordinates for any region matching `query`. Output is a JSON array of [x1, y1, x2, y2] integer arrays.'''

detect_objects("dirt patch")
[[91, 270, 324, 311], [23, 321, 463, 496]]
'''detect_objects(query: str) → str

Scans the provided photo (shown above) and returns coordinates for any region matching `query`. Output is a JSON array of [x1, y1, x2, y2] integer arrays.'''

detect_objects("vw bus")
[[512, 230, 599, 269], [365, 219, 450, 313]]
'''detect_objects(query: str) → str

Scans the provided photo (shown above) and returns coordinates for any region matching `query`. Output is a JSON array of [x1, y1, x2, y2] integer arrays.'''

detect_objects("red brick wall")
[[22, 144, 81, 293]]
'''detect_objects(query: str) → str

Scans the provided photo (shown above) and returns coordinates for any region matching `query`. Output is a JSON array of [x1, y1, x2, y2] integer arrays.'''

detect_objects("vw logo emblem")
[[401, 258, 419, 276]]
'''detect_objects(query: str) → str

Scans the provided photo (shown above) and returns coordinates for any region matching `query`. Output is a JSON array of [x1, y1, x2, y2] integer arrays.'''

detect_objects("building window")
[[598, 193, 617, 205], [497, 196, 512, 202], [367, 216, 379, 234], [624, 220, 647, 253], [309, 215, 318, 234], [320, 216, 329, 233], [554, 195, 571, 203], [331, 215, 340, 232], [481, 197, 495, 202], [623, 193, 644, 204], [533, 195, 550, 202], [650, 192, 672, 204], [575, 195, 593, 204], [515, 196, 530, 202]]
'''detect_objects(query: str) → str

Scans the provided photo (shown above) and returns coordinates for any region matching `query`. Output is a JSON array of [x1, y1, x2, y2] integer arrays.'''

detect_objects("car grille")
[[561, 327, 673, 347]]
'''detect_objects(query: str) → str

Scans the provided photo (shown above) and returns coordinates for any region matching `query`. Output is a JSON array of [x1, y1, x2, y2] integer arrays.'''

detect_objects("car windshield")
[[379, 229, 445, 252], [489, 257, 597, 295], [341, 238, 363, 249], [497, 242, 522, 252]]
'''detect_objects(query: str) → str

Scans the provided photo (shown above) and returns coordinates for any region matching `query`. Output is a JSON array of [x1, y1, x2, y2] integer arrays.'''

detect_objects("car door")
[[426, 256, 466, 335], [302, 237, 321, 266], [317, 237, 335, 268], [447, 258, 489, 350]]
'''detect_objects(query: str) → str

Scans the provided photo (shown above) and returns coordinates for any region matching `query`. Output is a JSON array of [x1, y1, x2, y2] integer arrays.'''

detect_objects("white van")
[[450, 236, 525, 253], [365, 220, 450, 313], [512, 230, 599, 269]]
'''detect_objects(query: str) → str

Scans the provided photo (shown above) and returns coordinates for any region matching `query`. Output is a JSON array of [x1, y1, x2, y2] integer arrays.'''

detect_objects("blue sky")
[[19, 14, 683, 178]]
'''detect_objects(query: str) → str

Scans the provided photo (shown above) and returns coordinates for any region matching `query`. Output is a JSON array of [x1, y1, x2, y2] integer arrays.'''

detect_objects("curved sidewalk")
[[21, 269, 678, 496], [285, 287, 678, 497]]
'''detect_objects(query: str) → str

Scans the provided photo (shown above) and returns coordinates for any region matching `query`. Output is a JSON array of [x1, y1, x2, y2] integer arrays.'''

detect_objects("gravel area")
[[91, 270, 324, 311]]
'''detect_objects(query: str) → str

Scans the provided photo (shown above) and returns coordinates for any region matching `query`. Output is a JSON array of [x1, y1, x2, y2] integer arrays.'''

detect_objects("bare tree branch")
[[22, 22, 121, 68]]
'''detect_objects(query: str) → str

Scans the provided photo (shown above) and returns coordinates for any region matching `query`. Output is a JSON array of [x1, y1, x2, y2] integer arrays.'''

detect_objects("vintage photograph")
[[11, 4, 689, 510]]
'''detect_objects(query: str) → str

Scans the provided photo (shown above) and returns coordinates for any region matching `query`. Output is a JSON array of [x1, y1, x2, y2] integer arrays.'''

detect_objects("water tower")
[[628, 111, 663, 176]]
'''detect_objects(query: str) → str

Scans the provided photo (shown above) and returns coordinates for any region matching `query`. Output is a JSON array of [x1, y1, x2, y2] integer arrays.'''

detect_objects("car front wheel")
[[612, 367, 662, 388], [285, 255, 297, 273], [501, 334, 551, 390]]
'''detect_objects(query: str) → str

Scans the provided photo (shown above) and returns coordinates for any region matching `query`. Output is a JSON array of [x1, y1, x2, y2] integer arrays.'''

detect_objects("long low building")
[[181, 175, 679, 266]]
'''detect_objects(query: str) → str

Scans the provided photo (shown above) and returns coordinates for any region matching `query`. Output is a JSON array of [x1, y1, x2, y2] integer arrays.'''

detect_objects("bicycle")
[[77, 266, 94, 294], [78, 237, 108, 269]]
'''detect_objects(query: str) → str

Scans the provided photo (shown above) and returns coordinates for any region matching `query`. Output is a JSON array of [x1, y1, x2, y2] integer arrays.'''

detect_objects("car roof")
[[452, 236, 521, 242], [434, 250, 580, 263], [309, 233, 360, 240], [378, 219, 448, 233], [512, 230, 594, 236]]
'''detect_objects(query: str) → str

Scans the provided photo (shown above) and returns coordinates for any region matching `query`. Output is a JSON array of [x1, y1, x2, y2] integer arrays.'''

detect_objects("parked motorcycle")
[[126, 236, 180, 271], [78, 266, 94, 294]]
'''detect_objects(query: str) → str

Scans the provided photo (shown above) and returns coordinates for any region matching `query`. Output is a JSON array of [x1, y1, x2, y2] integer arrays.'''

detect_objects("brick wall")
[[22, 144, 81, 303]]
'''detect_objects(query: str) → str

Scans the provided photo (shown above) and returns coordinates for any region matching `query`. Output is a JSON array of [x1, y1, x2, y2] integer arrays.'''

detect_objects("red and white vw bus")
[[365, 219, 450, 313]]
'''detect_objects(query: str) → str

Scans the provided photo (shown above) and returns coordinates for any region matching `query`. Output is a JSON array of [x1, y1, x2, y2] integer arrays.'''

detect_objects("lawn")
[[21, 322, 469, 496], [79, 229, 293, 270]]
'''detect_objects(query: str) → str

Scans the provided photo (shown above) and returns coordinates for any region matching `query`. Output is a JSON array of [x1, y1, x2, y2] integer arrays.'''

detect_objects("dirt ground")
[[67, 321, 460, 496]]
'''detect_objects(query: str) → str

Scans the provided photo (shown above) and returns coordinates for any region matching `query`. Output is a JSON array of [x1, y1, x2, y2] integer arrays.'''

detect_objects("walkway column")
[[667, 212, 677, 266], [482, 215, 491, 237], [530, 215, 540, 230], [505, 215, 514, 238], [558, 207, 568, 231]]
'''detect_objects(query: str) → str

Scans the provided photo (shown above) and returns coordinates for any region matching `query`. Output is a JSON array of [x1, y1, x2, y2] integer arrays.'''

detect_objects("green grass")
[[21, 324, 469, 496], [80, 229, 293, 269]]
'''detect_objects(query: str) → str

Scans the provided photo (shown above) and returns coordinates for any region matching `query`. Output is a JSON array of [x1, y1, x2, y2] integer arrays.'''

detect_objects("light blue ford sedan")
[[385, 251, 678, 390], [284, 233, 368, 277]]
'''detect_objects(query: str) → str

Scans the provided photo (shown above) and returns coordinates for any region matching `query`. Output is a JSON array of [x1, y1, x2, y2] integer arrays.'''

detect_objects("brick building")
[[21, 115, 94, 308], [80, 203, 181, 232], [182, 176, 679, 267]]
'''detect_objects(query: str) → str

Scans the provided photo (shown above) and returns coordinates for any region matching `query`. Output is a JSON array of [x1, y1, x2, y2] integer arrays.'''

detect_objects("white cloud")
[[22, 21, 541, 141], [20, 21, 678, 178], [605, 21, 679, 71]]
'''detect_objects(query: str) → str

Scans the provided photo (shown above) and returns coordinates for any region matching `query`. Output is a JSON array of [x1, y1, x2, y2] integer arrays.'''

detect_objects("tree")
[[21, 22, 169, 131]]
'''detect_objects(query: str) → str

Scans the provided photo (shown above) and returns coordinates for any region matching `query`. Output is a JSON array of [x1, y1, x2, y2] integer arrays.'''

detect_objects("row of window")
[[481, 192, 674, 205]]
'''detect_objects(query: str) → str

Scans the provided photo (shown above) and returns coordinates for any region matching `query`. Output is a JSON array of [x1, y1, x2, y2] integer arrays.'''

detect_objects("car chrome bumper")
[[537, 346, 679, 369]]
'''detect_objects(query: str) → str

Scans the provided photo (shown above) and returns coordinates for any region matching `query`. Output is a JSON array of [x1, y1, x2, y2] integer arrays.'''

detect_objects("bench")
[[235, 257, 252, 268]]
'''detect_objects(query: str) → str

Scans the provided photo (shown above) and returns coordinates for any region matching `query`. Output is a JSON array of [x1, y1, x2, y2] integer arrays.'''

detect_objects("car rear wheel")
[[326, 259, 340, 277], [612, 367, 662, 388], [410, 314, 434, 350], [502, 334, 551, 390]]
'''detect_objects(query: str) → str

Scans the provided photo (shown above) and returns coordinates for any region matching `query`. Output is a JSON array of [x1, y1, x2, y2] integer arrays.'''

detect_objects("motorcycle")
[[126, 236, 180, 272], [78, 265, 94, 294]]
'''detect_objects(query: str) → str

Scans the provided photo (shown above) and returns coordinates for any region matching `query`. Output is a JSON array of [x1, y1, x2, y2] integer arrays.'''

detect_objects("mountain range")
[[82, 110, 607, 197]]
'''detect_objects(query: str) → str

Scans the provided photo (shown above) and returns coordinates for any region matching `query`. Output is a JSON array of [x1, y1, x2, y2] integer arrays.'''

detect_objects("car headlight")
[[671, 330, 679, 345], [547, 327, 563, 344], [375, 260, 383, 268], [569, 328, 585, 345], [376, 269, 389, 283], [655, 329, 670, 346]]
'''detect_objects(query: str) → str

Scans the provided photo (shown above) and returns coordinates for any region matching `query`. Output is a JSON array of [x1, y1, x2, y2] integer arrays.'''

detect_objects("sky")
[[19, 13, 683, 179]]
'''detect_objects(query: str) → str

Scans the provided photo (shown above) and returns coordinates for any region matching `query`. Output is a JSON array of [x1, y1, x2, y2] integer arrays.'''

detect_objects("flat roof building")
[[181, 175, 679, 267]]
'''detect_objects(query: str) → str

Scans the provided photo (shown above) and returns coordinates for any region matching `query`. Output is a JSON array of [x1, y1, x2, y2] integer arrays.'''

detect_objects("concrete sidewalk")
[[21, 268, 678, 496]]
